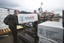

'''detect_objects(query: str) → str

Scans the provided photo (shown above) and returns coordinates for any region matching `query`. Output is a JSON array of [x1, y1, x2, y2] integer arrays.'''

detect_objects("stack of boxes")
[[0, 8, 8, 29], [0, 8, 15, 35], [38, 21, 63, 43]]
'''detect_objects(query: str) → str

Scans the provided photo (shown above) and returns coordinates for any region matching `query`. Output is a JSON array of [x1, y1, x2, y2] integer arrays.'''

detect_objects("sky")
[[0, 0, 64, 16]]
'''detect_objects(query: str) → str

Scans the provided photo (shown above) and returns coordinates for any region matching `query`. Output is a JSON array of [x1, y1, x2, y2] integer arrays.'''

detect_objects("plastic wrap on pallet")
[[39, 37, 58, 43], [38, 21, 63, 43]]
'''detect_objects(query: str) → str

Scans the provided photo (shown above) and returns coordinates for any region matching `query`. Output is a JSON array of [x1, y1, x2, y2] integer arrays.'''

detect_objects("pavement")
[[0, 27, 39, 43], [0, 35, 13, 43], [0, 32, 38, 43]]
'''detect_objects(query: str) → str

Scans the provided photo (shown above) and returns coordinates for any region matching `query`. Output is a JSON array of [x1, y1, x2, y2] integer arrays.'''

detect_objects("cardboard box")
[[38, 21, 63, 43], [39, 37, 58, 43], [0, 8, 8, 29], [18, 14, 38, 24]]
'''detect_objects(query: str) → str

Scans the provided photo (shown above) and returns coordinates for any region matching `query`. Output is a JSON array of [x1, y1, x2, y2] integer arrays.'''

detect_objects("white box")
[[38, 21, 63, 43], [9, 10, 14, 14], [39, 37, 58, 43], [0, 8, 8, 29], [18, 14, 38, 24]]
